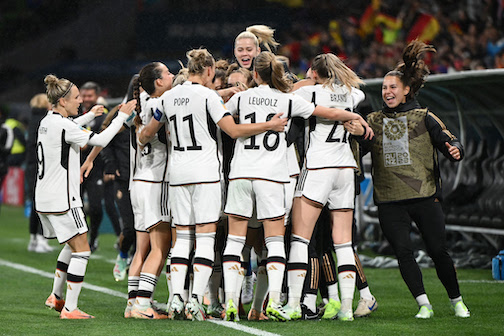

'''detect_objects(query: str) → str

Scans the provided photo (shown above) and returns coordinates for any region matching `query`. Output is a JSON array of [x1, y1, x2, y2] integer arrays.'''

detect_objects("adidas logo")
[[268, 265, 278, 271], [56, 272, 61, 278], [67, 284, 72, 290], [228, 265, 240, 271], [342, 274, 354, 279], [194, 267, 199, 272], [171, 267, 178, 272], [297, 273, 305, 278]]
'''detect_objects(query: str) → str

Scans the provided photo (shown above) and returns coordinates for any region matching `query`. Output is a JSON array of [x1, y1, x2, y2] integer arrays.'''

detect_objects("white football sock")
[[64, 251, 90, 311], [265, 235, 286, 303], [223, 234, 245, 304], [287, 234, 309, 307], [52, 244, 72, 299], [334, 242, 356, 312], [192, 232, 216, 301]]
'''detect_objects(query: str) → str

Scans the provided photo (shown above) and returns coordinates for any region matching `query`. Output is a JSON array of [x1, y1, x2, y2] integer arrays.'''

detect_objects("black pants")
[[114, 179, 135, 255], [104, 179, 121, 236], [378, 197, 460, 299], [82, 173, 104, 246]]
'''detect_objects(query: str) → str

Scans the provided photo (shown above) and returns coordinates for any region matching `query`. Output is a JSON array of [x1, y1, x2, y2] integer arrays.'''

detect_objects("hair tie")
[[59, 83, 74, 101]]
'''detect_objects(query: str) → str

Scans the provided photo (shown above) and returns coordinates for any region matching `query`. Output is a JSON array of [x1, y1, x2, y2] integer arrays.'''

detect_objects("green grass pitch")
[[1, 205, 503, 336]]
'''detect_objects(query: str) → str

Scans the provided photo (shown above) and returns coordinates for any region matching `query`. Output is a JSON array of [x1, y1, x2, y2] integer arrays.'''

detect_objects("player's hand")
[[104, 173, 115, 182], [344, 120, 364, 136], [267, 113, 288, 132], [119, 99, 137, 116], [80, 160, 94, 183], [445, 142, 461, 160], [90, 105, 104, 117]]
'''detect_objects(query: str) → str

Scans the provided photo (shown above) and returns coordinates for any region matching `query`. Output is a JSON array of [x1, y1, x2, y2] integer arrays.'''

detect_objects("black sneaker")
[[301, 304, 320, 320]]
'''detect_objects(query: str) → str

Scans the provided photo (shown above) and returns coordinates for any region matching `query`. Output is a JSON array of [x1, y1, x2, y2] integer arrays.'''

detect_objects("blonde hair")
[[30, 93, 50, 109], [254, 51, 292, 93], [226, 63, 254, 87], [311, 53, 363, 92], [186, 48, 214, 75], [173, 67, 189, 87], [44, 74, 74, 105], [235, 25, 279, 52]]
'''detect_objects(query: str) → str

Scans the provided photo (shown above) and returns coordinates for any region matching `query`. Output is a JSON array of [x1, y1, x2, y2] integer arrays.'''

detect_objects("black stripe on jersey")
[[309, 91, 317, 133], [60, 130, 70, 170], [236, 96, 241, 119], [287, 99, 292, 119], [158, 123, 168, 144], [206, 100, 218, 142]]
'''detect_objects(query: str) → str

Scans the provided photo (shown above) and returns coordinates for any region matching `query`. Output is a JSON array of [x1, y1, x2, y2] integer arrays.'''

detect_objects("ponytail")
[[254, 51, 292, 93]]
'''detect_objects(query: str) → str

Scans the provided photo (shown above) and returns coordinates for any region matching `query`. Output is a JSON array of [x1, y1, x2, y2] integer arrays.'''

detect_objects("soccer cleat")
[[241, 273, 255, 304], [337, 309, 354, 321], [283, 304, 302, 321], [321, 298, 342, 320], [247, 308, 268, 321], [185, 297, 206, 321], [225, 299, 239, 321], [131, 306, 169, 319], [124, 301, 133, 318], [45, 293, 65, 312], [168, 295, 185, 320], [265, 298, 290, 321], [415, 305, 434, 319], [60, 308, 94, 319], [453, 301, 470, 318], [207, 302, 225, 319], [354, 296, 378, 317], [301, 304, 319, 320], [113, 255, 128, 281]]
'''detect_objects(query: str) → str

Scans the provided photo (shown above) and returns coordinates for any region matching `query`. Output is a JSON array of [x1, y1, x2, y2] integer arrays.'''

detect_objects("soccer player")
[[285, 53, 372, 322], [138, 48, 287, 321], [222, 51, 371, 322], [38, 74, 136, 319], [123, 62, 174, 319]]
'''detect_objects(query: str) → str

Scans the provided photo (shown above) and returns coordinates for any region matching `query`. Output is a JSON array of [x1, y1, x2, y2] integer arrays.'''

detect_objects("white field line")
[[0, 258, 281, 336], [459, 280, 504, 284], [89, 254, 117, 264]]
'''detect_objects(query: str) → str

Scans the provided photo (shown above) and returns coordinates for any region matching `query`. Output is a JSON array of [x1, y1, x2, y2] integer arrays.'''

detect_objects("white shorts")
[[131, 181, 170, 231], [170, 182, 222, 225], [296, 168, 355, 210], [38, 208, 88, 244], [225, 179, 285, 221]]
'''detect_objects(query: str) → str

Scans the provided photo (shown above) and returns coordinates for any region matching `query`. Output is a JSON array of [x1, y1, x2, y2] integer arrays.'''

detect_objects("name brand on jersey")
[[331, 93, 347, 102], [39, 127, 47, 134], [248, 97, 278, 107], [174, 98, 190, 106]]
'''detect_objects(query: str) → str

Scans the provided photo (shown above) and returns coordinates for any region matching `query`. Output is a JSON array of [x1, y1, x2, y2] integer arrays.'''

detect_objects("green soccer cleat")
[[283, 304, 302, 321], [266, 298, 291, 322], [453, 301, 470, 318], [322, 298, 342, 320], [337, 309, 354, 322], [415, 305, 434, 319], [225, 299, 239, 322]]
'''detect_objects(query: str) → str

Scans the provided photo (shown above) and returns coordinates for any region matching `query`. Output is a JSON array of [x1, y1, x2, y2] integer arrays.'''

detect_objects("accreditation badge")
[[382, 116, 410, 167]]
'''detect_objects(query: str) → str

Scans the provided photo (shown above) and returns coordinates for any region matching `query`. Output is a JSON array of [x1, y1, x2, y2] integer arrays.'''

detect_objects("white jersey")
[[295, 84, 364, 169], [226, 85, 314, 183], [133, 93, 169, 182], [155, 81, 228, 185], [35, 111, 93, 213]]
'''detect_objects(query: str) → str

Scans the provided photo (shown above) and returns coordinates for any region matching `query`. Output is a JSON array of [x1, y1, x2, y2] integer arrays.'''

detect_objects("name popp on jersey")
[[174, 98, 190, 106], [248, 97, 278, 107]]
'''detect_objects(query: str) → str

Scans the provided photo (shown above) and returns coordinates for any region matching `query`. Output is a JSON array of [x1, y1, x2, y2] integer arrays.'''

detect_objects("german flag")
[[407, 13, 440, 43], [359, 0, 381, 37]]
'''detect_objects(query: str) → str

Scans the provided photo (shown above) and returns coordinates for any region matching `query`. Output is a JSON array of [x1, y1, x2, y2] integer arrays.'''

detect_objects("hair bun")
[[44, 74, 59, 86]]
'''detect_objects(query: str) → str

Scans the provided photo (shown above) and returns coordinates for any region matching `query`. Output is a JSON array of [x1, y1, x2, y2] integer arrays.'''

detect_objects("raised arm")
[[74, 105, 104, 126], [86, 100, 136, 147], [217, 113, 287, 139], [138, 117, 164, 147]]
